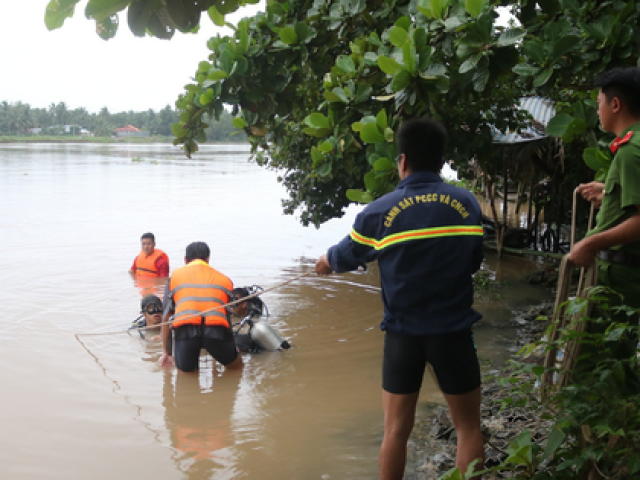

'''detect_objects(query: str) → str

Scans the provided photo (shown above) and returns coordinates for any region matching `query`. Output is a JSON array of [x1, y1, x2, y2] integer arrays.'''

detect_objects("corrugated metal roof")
[[492, 96, 556, 145]]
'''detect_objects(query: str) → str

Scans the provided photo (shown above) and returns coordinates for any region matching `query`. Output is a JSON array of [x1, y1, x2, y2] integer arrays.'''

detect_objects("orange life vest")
[[135, 249, 169, 277], [169, 260, 233, 329]]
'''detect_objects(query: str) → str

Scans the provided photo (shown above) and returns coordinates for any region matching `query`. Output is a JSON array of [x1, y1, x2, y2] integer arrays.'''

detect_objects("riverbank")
[[0, 135, 172, 144], [406, 300, 555, 479], [0, 135, 248, 145]]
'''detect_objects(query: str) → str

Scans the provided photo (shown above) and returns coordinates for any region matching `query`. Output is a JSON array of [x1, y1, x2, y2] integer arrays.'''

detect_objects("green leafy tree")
[[44, 0, 640, 228]]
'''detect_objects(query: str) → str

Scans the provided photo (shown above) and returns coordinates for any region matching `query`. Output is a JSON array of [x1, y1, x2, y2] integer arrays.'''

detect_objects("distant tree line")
[[0, 101, 246, 142]]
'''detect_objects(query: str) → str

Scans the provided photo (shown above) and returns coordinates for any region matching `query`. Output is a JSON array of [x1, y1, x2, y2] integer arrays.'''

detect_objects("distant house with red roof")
[[114, 125, 150, 137]]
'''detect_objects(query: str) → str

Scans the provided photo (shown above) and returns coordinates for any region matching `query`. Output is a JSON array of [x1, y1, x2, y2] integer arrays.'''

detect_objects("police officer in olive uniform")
[[570, 67, 640, 309], [570, 68, 640, 384]]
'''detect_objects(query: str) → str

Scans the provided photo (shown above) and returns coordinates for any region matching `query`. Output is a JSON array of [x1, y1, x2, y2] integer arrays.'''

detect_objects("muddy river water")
[[0, 143, 552, 479]]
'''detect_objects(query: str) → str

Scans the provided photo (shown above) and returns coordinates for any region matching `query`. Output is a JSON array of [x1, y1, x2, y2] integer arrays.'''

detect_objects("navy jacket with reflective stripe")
[[327, 171, 484, 335]]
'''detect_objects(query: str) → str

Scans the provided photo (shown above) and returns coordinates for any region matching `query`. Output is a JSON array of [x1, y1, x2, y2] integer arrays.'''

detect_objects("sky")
[[1, 1, 265, 113]]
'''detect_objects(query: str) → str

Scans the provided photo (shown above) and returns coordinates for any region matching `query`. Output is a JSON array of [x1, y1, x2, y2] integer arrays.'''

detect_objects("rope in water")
[[541, 187, 597, 399], [75, 270, 315, 338]]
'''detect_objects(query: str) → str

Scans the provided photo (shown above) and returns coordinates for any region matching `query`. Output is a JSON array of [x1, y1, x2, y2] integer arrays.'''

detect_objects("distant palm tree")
[[54, 102, 68, 126]]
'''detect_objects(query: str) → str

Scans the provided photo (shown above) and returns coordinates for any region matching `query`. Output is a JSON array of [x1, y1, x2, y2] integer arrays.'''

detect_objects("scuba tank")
[[234, 317, 291, 352], [249, 320, 291, 351], [231, 285, 290, 352]]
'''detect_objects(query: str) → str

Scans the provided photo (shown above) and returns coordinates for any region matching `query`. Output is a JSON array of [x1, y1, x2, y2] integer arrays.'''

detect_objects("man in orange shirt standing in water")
[[129, 232, 170, 277]]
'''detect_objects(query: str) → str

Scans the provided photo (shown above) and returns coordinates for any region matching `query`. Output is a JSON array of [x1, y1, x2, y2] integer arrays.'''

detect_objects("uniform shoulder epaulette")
[[610, 131, 634, 154]]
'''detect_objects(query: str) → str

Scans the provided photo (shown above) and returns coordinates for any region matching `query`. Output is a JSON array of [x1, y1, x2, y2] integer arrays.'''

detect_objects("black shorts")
[[383, 329, 481, 395], [173, 325, 239, 372]]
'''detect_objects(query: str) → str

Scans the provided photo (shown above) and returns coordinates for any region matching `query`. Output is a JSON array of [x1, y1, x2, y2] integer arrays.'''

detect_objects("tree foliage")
[[47, 0, 640, 226], [44, 0, 260, 40]]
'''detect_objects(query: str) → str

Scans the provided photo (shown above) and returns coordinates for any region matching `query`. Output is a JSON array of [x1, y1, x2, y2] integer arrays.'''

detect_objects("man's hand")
[[577, 182, 605, 207], [315, 255, 333, 275], [159, 353, 174, 368], [568, 238, 598, 267]]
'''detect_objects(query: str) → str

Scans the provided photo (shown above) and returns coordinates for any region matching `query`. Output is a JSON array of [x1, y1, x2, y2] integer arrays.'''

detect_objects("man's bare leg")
[[379, 390, 419, 480], [444, 387, 484, 477]]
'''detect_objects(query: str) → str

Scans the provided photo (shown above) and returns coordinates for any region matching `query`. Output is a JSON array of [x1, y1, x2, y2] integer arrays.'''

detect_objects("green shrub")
[[440, 289, 640, 479]]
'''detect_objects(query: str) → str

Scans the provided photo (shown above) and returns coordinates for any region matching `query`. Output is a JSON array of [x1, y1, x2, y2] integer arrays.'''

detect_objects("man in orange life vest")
[[129, 232, 170, 277], [160, 241, 243, 372]]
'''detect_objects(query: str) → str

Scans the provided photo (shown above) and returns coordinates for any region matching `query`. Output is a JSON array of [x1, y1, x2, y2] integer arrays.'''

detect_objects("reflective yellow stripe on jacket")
[[350, 225, 483, 251], [169, 260, 233, 328]]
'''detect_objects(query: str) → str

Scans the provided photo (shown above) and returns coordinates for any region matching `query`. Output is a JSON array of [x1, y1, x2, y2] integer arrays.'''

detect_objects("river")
[[0, 143, 551, 479]]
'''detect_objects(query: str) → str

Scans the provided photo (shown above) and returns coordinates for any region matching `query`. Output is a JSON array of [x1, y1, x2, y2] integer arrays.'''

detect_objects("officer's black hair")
[[397, 118, 447, 173], [594, 67, 640, 118], [185, 241, 210, 262], [141, 232, 155, 242]]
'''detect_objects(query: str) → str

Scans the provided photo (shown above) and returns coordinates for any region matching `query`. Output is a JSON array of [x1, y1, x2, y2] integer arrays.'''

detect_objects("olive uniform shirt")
[[587, 122, 640, 309]]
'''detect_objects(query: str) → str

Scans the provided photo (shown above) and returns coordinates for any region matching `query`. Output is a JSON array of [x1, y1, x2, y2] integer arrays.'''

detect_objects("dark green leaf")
[[363, 52, 379, 66], [354, 84, 373, 103], [165, 0, 200, 32], [583, 148, 611, 172], [443, 16, 464, 32], [360, 122, 385, 143], [413, 28, 428, 47], [472, 67, 489, 91], [376, 109, 387, 129], [522, 41, 546, 63], [207, 70, 228, 81], [315, 161, 332, 177], [579, 21, 605, 41], [552, 36, 580, 60], [217, 50, 233, 75], [85, 0, 129, 22], [305, 113, 331, 129], [391, 69, 412, 91], [318, 141, 333, 153], [95, 14, 119, 39], [208, 5, 225, 26], [512, 64, 540, 77], [336, 55, 356, 74], [331, 87, 349, 103], [279, 26, 298, 45], [45, 0, 81, 30], [547, 113, 575, 138], [346, 189, 374, 203], [429, 0, 447, 19], [232, 117, 247, 128], [374, 157, 394, 171], [128, 0, 158, 37], [389, 26, 408, 47], [542, 427, 566, 460], [394, 16, 411, 31], [497, 28, 525, 47], [459, 54, 481, 74], [171, 122, 188, 136], [294, 22, 309, 42], [420, 63, 446, 78], [402, 41, 416, 74], [533, 67, 553, 87], [465, 0, 483, 17]]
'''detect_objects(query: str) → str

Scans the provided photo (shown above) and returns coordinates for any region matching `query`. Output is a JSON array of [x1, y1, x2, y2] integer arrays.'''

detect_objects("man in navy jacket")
[[315, 118, 484, 479]]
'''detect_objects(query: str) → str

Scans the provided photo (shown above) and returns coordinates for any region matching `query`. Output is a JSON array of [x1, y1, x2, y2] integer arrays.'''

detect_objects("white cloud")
[[1, 1, 264, 113]]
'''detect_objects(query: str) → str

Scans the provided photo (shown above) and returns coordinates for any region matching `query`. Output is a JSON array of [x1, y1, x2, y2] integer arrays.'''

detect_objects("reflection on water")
[[0, 143, 552, 479]]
